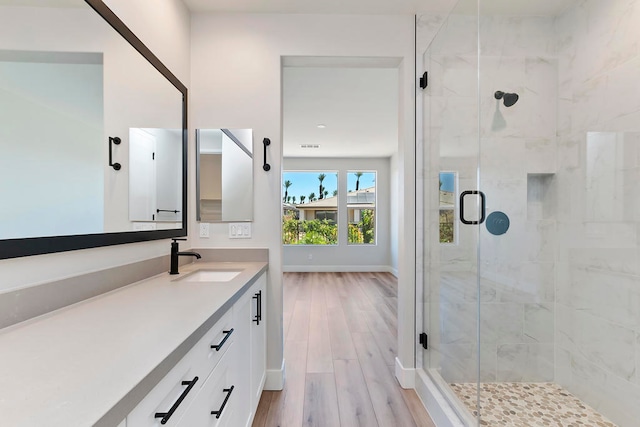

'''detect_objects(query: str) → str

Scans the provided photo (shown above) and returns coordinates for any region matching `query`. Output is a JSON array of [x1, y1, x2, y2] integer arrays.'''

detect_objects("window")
[[347, 171, 376, 245], [315, 211, 337, 223], [439, 172, 456, 243], [282, 171, 338, 245]]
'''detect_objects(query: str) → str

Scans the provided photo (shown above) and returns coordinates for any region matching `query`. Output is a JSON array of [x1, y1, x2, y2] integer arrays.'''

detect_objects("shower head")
[[494, 91, 519, 107]]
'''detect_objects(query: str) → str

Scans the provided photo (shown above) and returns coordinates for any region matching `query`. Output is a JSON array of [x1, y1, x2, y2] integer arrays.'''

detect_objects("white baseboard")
[[415, 369, 467, 427], [264, 359, 285, 391], [283, 265, 395, 273], [395, 357, 416, 388]]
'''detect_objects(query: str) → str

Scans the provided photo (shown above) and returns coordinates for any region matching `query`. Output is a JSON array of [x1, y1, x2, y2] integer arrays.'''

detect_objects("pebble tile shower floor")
[[450, 382, 617, 426]]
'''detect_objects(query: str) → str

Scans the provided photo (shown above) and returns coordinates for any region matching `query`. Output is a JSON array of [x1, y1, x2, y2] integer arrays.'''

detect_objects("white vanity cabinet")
[[230, 272, 267, 427], [126, 310, 235, 427], [176, 343, 237, 427], [249, 274, 267, 417], [125, 272, 267, 427]]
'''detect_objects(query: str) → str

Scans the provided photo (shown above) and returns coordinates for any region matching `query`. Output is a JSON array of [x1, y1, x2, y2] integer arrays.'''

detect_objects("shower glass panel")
[[419, 0, 481, 424], [419, 0, 640, 425]]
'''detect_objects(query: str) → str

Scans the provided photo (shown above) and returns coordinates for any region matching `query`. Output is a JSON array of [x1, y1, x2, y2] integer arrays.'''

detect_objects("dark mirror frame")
[[0, 0, 188, 260]]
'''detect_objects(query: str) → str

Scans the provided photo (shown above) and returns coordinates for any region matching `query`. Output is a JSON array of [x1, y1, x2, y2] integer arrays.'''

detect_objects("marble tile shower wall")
[[554, 1, 640, 425], [423, 13, 559, 384]]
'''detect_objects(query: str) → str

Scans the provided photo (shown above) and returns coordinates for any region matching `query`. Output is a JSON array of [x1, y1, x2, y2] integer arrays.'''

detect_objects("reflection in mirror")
[[196, 129, 253, 222], [0, 50, 105, 239], [129, 128, 182, 227], [0, 0, 187, 256]]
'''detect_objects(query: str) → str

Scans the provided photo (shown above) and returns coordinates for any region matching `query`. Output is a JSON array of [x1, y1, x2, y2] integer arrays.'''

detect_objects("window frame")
[[282, 170, 339, 246]]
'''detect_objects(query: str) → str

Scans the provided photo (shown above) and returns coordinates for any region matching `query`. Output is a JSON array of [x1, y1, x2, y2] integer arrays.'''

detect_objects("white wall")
[[0, 59, 104, 239], [390, 152, 399, 274], [221, 132, 253, 221], [190, 12, 416, 383], [0, 0, 191, 292], [283, 157, 392, 272], [104, 0, 191, 84]]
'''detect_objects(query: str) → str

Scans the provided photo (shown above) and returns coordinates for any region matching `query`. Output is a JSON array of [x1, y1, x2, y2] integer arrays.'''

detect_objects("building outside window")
[[282, 171, 338, 245], [439, 171, 456, 244], [347, 171, 376, 245]]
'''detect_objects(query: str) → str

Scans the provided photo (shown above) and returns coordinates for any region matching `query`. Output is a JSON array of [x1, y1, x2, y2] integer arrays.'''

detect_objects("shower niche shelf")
[[527, 173, 556, 221]]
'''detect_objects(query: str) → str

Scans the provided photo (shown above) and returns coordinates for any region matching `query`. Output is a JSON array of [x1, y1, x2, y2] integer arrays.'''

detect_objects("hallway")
[[252, 272, 435, 427]]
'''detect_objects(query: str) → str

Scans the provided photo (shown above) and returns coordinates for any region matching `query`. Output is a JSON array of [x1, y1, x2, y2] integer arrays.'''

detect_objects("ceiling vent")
[[300, 144, 320, 149]]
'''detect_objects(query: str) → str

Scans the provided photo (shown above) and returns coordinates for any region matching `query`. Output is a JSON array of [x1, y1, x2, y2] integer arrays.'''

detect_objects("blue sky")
[[439, 172, 455, 192], [282, 171, 376, 202]]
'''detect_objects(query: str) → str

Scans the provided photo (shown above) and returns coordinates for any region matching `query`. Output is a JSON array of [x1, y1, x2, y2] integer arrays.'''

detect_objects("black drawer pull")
[[253, 291, 262, 325], [211, 329, 234, 351], [211, 385, 235, 419], [155, 376, 199, 424]]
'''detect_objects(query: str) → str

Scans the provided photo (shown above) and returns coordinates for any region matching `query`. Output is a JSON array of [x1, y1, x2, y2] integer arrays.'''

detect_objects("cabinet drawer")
[[176, 343, 237, 427], [191, 309, 235, 378], [127, 310, 233, 427], [127, 350, 200, 427]]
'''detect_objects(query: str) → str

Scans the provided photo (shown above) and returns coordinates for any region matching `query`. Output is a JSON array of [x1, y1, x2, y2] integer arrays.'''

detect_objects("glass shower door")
[[420, 1, 640, 426], [418, 2, 482, 424]]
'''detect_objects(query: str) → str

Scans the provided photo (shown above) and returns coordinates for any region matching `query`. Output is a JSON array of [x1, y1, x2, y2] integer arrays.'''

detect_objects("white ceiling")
[[183, 0, 578, 16], [184, 0, 456, 15], [0, 0, 575, 15], [283, 65, 399, 158], [0, 0, 85, 7], [452, 0, 578, 16]]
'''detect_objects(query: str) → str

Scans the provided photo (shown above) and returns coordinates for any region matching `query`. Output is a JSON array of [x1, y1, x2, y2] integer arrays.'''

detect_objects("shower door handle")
[[459, 190, 486, 225]]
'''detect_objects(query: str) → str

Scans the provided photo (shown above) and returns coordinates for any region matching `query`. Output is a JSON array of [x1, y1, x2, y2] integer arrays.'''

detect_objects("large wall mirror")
[[196, 129, 253, 222], [0, 0, 187, 259]]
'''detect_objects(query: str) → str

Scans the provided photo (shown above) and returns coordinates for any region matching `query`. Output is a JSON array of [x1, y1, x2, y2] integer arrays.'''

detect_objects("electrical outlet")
[[199, 223, 210, 238]]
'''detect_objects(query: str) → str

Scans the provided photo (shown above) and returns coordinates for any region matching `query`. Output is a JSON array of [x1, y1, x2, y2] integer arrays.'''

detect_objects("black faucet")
[[170, 238, 201, 275]]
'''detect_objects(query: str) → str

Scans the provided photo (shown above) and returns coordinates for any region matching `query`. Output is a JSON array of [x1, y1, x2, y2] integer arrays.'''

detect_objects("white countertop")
[[0, 261, 268, 427]]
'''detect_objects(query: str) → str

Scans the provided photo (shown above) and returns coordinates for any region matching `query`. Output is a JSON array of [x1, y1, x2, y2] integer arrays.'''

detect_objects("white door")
[[129, 128, 157, 221]]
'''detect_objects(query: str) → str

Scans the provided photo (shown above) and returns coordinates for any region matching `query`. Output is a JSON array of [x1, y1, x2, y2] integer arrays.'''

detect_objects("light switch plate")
[[199, 223, 210, 238], [229, 223, 251, 239]]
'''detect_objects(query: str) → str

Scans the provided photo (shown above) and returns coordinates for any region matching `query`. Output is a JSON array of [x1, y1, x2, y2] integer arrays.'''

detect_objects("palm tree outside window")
[[347, 171, 376, 245], [282, 171, 338, 245]]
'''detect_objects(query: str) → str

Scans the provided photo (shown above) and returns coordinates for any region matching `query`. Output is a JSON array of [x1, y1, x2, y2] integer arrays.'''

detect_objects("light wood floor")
[[252, 272, 436, 427]]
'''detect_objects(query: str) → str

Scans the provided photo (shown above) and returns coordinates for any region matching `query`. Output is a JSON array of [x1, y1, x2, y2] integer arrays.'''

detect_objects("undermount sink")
[[179, 269, 242, 282]]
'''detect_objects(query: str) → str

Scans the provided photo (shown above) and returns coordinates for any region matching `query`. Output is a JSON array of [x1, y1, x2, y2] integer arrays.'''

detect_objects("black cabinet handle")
[[154, 376, 199, 424], [211, 329, 234, 351], [253, 291, 262, 325], [211, 385, 235, 419], [262, 138, 271, 171], [108, 136, 121, 171], [460, 190, 486, 225]]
